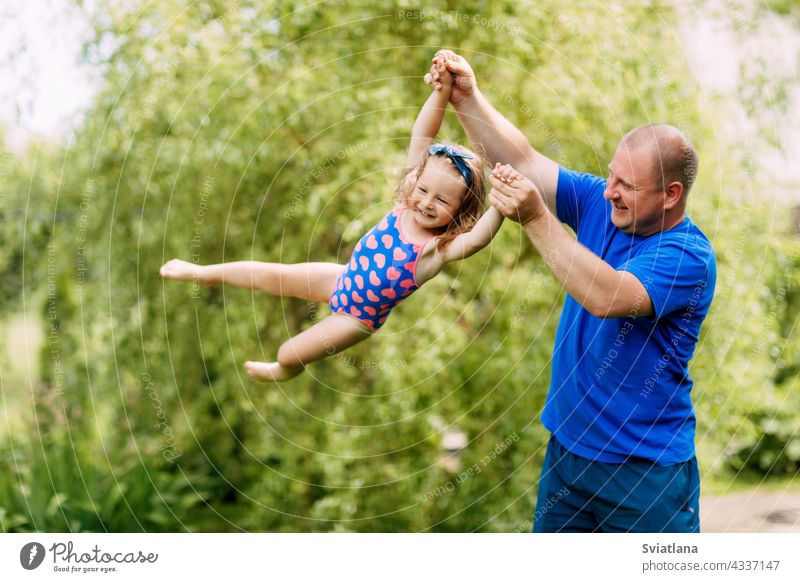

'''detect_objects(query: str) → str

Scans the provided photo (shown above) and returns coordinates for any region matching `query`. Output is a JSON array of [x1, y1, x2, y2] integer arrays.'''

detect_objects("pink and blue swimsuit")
[[330, 205, 432, 331]]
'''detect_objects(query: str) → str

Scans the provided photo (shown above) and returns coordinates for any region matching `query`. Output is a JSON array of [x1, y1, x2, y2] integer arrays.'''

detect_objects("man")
[[426, 50, 716, 532]]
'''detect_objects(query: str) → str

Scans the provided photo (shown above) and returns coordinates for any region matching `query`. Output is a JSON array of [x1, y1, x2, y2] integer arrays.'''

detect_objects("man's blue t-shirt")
[[541, 166, 716, 466]]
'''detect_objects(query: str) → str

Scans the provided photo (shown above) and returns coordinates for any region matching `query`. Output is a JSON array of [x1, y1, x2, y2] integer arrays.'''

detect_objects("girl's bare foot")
[[160, 259, 210, 285], [243, 361, 303, 382]]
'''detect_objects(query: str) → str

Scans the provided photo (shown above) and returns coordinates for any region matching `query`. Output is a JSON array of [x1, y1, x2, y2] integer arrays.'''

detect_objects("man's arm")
[[426, 50, 559, 215], [407, 58, 452, 168], [488, 166, 654, 319], [521, 209, 653, 318]]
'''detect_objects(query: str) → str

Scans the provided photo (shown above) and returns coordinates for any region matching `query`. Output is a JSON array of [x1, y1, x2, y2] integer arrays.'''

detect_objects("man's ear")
[[663, 180, 684, 210]]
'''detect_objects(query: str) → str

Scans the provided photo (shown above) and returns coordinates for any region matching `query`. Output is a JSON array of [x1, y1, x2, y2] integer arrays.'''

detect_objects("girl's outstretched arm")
[[406, 57, 452, 168], [439, 206, 504, 263]]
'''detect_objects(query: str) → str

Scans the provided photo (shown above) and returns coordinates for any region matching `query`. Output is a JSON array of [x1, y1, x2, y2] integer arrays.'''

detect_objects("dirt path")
[[701, 489, 800, 532]]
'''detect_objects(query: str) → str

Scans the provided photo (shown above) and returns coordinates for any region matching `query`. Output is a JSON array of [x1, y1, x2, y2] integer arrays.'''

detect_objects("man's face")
[[603, 144, 666, 236]]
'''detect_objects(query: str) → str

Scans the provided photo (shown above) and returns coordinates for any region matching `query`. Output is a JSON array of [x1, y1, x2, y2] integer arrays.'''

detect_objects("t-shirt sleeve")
[[555, 165, 607, 232], [617, 233, 715, 319]]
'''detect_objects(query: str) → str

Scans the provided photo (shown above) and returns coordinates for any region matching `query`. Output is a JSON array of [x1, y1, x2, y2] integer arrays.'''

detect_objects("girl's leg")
[[160, 259, 344, 302], [244, 314, 372, 382]]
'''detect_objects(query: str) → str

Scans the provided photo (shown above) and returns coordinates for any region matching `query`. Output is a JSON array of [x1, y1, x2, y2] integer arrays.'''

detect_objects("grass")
[[702, 472, 800, 497]]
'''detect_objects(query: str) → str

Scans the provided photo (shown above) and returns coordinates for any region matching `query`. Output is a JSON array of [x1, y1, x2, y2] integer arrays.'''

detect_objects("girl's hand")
[[488, 163, 547, 225], [431, 50, 477, 104], [433, 55, 452, 92], [424, 55, 451, 93]]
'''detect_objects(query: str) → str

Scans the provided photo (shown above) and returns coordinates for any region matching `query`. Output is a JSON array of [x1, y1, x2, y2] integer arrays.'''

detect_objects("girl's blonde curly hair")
[[394, 142, 487, 251]]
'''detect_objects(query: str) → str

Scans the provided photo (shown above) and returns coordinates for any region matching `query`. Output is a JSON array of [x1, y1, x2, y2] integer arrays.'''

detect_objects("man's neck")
[[639, 211, 687, 237]]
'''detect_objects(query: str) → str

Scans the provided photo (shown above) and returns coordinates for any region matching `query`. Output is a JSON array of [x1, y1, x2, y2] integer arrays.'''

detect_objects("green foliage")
[[0, 398, 207, 532], [1, 0, 799, 531], [705, 232, 800, 477], [0, 134, 57, 314]]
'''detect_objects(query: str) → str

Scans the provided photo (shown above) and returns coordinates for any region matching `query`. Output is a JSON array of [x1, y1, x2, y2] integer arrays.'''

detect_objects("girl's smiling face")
[[409, 156, 467, 230]]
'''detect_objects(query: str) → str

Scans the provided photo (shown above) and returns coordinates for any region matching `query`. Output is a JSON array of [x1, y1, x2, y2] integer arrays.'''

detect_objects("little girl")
[[160, 57, 504, 381]]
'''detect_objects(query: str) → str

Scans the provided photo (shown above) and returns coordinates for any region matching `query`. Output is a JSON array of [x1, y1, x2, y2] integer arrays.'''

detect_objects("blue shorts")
[[533, 435, 700, 533]]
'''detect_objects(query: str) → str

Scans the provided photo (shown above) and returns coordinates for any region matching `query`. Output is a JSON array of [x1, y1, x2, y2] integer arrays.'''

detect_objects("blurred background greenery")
[[1, 0, 798, 532]]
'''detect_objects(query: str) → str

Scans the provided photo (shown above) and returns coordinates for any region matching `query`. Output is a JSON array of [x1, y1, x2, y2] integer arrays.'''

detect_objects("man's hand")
[[488, 163, 548, 225], [424, 50, 476, 104]]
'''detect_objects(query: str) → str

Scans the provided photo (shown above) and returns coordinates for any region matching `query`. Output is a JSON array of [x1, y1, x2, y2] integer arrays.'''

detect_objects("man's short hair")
[[622, 124, 698, 197]]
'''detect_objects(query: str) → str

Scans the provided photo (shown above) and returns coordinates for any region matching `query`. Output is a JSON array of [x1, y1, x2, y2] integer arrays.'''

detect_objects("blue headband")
[[428, 144, 475, 188]]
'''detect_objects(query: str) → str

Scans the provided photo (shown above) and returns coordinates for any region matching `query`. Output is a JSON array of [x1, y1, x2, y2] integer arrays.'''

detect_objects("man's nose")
[[603, 179, 618, 200]]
